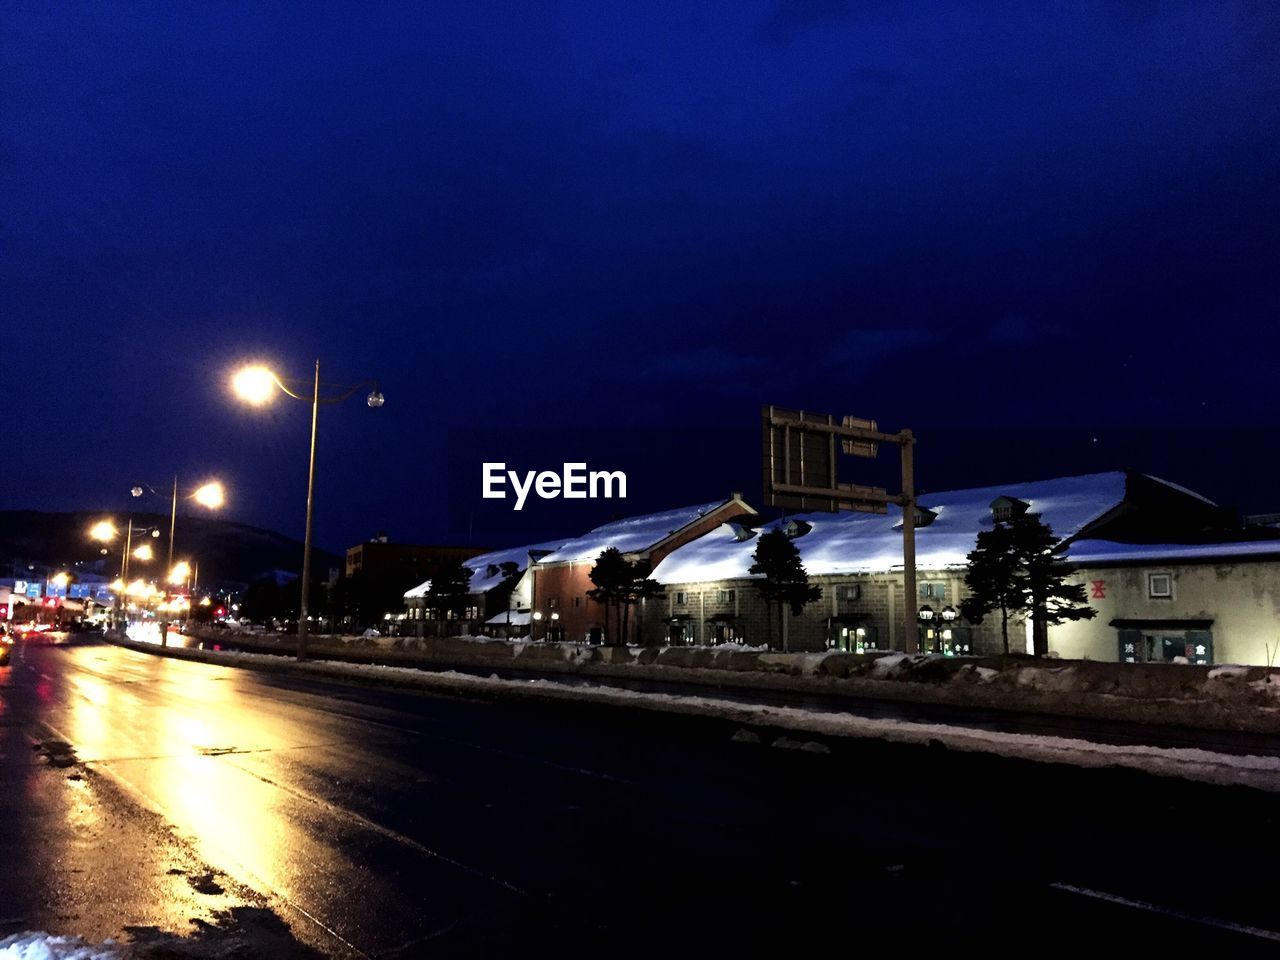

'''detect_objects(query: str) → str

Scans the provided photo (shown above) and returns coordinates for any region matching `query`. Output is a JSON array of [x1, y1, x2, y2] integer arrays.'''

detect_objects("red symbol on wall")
[[1091, 580, 1107, 599]]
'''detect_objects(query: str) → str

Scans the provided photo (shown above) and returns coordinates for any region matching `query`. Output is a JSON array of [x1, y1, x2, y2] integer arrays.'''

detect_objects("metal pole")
[[167, 474, 178, 572], [122, 519, 134, 583], [298, 358, 320, 661], [900, 430, 917, 653]]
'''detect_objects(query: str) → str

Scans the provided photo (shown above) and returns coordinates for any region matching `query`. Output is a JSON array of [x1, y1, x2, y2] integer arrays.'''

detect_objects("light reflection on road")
[[54, 650, 360, 922]]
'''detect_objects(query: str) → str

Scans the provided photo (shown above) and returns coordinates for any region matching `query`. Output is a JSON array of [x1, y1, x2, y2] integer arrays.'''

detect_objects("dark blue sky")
[[3, 2, 1278, 551]]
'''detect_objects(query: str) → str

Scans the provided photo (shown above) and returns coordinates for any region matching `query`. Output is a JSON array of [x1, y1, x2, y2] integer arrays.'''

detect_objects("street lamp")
[[131, 477, 227, 572], [918, 603, 963, 655], [532, 610, 543, 641], [939, 605, 964, 656], [231, 361, 384, 661], [916, 604, 935, 654]]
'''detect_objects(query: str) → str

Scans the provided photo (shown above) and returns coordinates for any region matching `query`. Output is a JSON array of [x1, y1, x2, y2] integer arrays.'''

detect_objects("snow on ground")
[[141, 644, 1280, 793], [1208, 665, 1251, 680], [0, 933, 121, 960]]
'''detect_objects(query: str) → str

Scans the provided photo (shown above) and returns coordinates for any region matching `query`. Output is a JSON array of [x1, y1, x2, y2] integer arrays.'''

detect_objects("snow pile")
[[956, 663, 999, 683], [1208, 665, 1251, 681], [869, 653, 921, 679], [0, 933, 121, 960]]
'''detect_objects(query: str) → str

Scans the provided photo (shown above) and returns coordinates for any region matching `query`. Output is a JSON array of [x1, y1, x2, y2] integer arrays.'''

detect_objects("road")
[[3, 638, 1280, 956]]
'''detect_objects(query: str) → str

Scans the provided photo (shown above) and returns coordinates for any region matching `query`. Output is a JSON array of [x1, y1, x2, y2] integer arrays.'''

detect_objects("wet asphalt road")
[[3, 638, 1280, 957]]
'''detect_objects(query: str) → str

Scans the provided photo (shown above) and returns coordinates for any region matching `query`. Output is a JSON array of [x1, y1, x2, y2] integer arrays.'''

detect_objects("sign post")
[[761, 406, 918, 653]]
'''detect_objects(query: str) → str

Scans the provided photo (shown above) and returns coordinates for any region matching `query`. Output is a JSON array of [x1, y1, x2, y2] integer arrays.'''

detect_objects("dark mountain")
[[0, 510, 340, 587]]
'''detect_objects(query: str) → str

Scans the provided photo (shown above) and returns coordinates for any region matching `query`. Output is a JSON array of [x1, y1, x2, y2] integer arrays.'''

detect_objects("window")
[[548, 597, 558, 610], [676, 591, 688, 605], [1148, 573, 1173, 599], [837, 584, 860, 601], [920, 581, 946, 599], [716, 589, 735, 604], [573, 596, 582, 608]]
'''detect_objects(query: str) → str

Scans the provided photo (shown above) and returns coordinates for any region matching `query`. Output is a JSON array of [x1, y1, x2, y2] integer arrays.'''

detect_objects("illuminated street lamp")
[[89, 520, 118, 543], [131, 477, 227, 572], [193, 482, 225, 509], [916, 604, 935, 653], [169, 561, 192, 585], [133, 543, 155, 562], [532, 610, 543, 641], [231, 361, 384, 661]]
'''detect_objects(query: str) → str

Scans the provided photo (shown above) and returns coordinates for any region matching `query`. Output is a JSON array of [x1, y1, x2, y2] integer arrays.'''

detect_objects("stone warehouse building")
[[1053, 540, 1280, 666], [403, 541, 560, 637], [641, 472, 1261, 657], [530, 495, 756, 644], [401, 471, 1280, 663]]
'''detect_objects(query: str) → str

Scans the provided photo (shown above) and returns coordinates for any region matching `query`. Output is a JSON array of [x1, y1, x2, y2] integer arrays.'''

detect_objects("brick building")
[[403, 541, 560, 637], [530, 494, 756, 643], [345, 535, 489, 581]]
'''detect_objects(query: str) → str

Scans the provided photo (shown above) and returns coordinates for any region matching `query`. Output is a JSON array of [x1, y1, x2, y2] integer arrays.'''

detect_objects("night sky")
[[4, 2, 1278, 552]]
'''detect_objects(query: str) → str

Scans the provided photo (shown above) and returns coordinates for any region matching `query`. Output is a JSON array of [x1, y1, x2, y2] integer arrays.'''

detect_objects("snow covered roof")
[[1066, 539, 1280, 565], [485, 609, 532, 626], [403, 540, 562, 599], [537, 497, 750, 564], [652, 472, 1131, 584]]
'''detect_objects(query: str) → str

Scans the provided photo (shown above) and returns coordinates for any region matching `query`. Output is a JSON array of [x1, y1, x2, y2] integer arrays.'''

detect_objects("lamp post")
[[939, 604, 961, 656], [90, 518, 163, 632], [127, 480, 224, 644], [532, 610, 543, 641], [130, 479, 225, 572], [916, 604, 935, 654], [918, 603, 963, 655], [231, 362, 384, 661]]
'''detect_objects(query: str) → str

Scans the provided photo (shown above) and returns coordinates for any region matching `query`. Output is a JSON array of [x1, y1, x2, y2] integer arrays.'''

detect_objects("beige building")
[[1053, 541, 1280, 665]]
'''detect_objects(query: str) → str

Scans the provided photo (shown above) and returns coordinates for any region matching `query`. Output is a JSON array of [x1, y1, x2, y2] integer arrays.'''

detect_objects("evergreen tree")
[[748, 529, 822, 651], [425, 559, 474, 636], [619, 558, 664, 646], [1014, 514, 1097, 656], [959, 513, 1096, 656], [959, 523, 1026, 655], [587, 547, 631, 644]]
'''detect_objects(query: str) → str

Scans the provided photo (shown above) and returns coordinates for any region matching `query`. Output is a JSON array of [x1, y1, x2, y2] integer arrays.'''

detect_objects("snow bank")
[[0, 933, 120, 960], [1208, 665, 1250, 681], [869, 653, 922, 679]]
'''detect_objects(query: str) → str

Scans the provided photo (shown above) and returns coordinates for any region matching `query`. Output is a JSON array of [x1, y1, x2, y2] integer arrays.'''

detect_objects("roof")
[[485, 610, 532, 626], [652, 472, 1132, 584], [1067, 539, 1280, 565], [403, 540, 561, 598], [538, 497, 751, 564]]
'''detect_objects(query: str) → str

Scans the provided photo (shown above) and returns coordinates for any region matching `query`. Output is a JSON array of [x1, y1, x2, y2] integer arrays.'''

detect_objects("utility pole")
[[900, 430, 917, 654]]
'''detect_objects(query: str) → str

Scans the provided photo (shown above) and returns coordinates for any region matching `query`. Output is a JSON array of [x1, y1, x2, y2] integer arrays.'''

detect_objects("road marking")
[[1049, 882, 1280, 942]]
